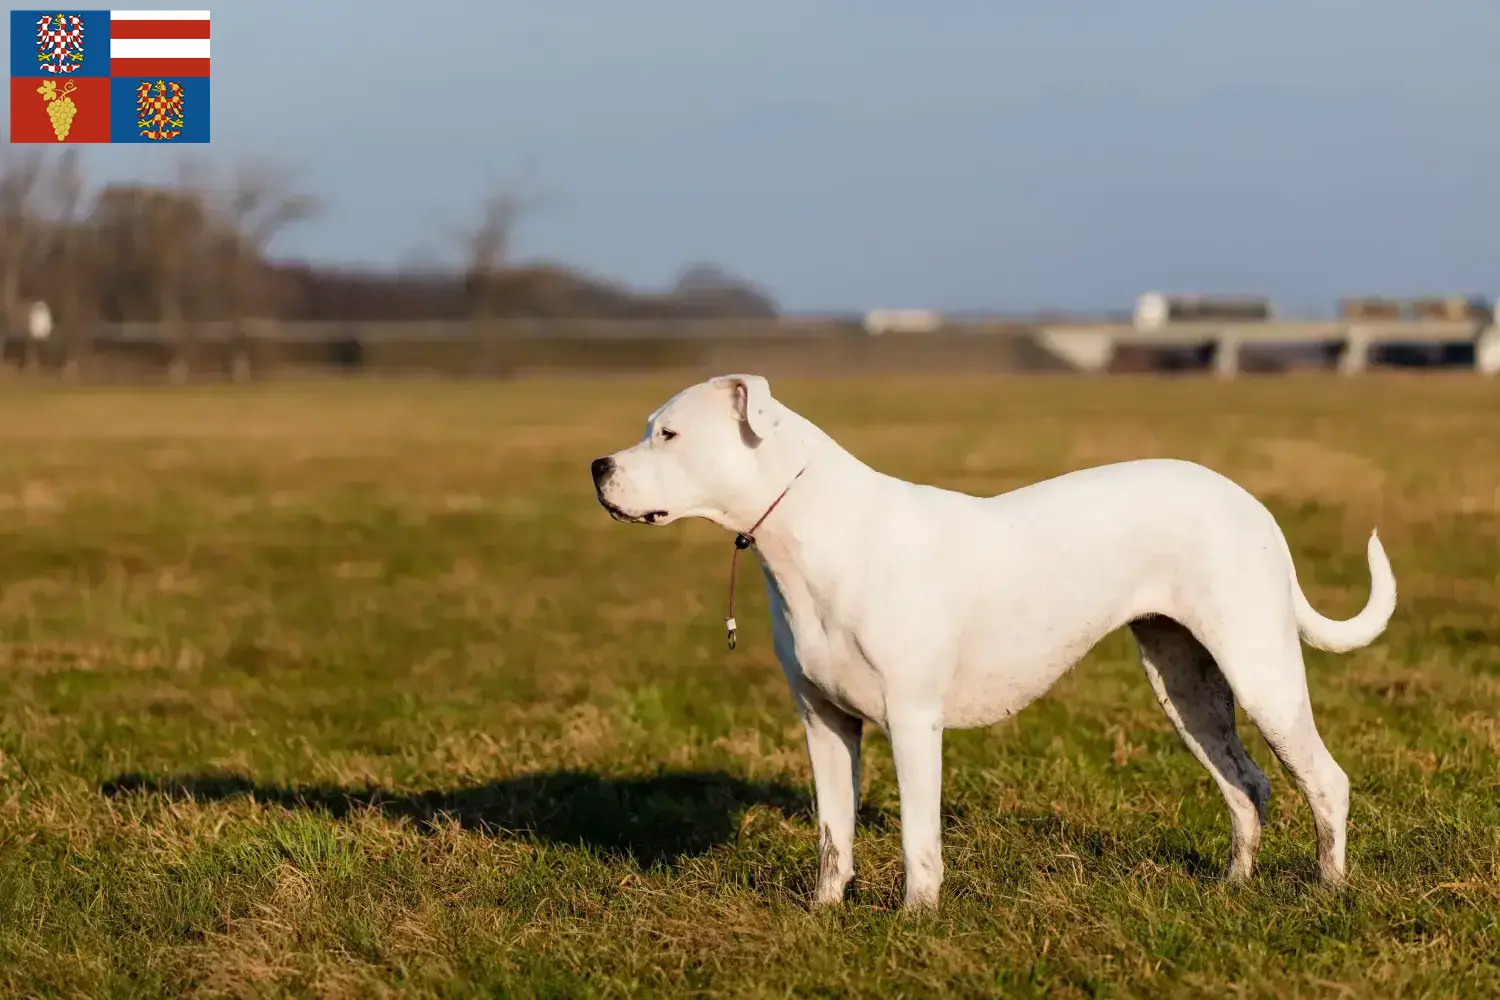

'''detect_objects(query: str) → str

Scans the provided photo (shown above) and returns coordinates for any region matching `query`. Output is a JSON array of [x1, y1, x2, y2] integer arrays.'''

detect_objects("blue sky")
[[7, 1, 1500, 313]]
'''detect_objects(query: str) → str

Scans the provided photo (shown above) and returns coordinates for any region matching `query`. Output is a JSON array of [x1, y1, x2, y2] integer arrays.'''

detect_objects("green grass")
[[0, 374, 1496, 999]]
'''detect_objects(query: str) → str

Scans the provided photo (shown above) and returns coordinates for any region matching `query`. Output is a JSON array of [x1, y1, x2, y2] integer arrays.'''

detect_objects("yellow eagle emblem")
[[134, 80, 185, 141]]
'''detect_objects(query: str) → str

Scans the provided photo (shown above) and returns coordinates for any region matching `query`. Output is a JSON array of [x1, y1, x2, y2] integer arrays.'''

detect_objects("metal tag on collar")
[[725, 617, 737, 649]]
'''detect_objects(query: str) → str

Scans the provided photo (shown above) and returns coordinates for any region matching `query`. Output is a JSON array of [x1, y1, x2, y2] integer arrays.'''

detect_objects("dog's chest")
[[762, 565, 887, 725]]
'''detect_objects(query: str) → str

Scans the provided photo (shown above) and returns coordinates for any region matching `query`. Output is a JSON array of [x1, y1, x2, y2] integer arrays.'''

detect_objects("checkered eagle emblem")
[[35, 13, 85, 74], [134, 80, 185, 141]]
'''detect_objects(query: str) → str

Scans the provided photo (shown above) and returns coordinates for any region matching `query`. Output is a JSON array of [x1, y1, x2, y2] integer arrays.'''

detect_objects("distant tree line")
[[0, 149, 778, 340]]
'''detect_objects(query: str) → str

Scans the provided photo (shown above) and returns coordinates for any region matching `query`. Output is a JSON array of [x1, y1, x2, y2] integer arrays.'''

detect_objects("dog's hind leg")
[[1208, 628, 1351, 888], [1130, 615, 1271, 882]]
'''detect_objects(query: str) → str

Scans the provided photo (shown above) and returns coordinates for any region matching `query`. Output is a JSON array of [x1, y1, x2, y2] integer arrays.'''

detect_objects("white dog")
[[591, 374, 1395, 910]]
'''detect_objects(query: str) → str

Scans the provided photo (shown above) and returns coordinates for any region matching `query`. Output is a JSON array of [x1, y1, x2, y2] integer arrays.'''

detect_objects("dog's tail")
[[1291, 530, 1397, 653]]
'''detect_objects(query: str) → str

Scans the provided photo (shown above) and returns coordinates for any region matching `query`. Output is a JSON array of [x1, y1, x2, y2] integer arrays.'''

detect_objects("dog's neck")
[[720, 408, 872, 593]]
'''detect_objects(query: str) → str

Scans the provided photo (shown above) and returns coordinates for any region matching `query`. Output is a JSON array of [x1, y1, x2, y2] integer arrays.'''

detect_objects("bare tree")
[[88, 161, 224, 379], [455, 172, 550, 320], [47, 148, 86, 228], [216, 158, 318, 321], [461, 189, 524, 320], [32, 149, 88, 371], [0, 149, 94, 371], [41, 150, 87, 298], [0, 149, 48, 338], [92, 185, 204, 327]]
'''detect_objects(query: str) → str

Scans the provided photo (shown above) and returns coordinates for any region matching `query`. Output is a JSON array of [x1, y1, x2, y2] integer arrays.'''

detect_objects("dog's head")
[[591, 374, 786, 529]]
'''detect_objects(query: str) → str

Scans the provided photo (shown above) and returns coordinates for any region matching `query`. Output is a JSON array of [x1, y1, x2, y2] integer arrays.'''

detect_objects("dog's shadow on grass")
[[101, 769, 813, 868], [100, 772, 1250, 881]]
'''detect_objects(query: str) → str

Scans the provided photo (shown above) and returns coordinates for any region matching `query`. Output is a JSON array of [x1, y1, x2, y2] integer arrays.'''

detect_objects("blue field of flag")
[[108, 75, 210, 143], [10, 10, 111, 78]]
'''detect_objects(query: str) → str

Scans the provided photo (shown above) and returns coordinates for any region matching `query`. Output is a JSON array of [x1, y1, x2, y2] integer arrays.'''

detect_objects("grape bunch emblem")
[[36, 80, 78, 142]]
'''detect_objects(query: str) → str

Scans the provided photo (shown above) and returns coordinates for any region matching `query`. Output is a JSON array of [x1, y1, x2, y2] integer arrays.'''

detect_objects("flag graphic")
[[109, 9, 209, 77], [9, 9, 210, 144], [10, 74, 111, 142]]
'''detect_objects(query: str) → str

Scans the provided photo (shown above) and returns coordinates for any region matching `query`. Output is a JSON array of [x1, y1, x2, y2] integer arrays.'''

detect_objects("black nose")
[[591, 456, 615, 487]]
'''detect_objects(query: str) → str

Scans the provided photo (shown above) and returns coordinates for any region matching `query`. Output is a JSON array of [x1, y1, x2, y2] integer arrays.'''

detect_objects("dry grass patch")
[[0, 375, 1494, 998]]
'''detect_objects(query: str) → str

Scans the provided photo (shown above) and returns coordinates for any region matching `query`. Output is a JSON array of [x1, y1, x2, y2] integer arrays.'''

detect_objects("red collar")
[[724, 467, 806, 650]]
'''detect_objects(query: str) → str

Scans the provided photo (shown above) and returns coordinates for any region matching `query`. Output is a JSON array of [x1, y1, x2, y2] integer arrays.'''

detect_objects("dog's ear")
[[712, 373, 780, 442]]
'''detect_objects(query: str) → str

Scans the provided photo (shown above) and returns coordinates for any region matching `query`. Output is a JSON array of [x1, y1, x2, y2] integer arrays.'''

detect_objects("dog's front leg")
[[888, 705, 945, 912], [798, 689, 864, 907]]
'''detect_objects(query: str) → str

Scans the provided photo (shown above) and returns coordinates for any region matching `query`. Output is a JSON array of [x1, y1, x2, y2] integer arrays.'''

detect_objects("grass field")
[[0, 374, 1496, 999]]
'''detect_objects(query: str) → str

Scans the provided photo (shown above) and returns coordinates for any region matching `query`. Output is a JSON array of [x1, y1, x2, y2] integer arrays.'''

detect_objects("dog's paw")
[[899, 890, 940, 916], [810, 880, 852, 910]]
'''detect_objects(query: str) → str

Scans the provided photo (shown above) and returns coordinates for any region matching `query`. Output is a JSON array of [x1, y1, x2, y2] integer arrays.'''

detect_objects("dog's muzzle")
[[591, 456, 666, 524]]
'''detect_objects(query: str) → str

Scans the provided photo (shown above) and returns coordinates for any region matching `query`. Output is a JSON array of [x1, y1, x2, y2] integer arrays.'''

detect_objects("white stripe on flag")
[[109, 37, 211, 57], [110, 10, 211, 19]]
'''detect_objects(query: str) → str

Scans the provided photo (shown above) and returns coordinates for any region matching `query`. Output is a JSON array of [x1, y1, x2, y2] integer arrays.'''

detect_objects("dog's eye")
[[660, 428, 678, 441]]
